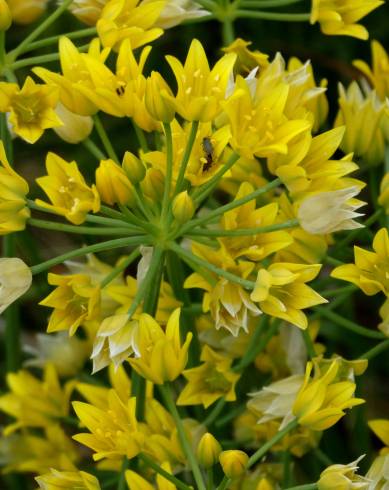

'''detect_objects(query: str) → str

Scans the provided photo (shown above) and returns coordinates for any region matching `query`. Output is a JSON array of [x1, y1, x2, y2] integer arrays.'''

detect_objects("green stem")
[[285, 485, 318, 490], [180, 178, 281, 235], [11, 52, 60, 70], [283, 450, 291, 488], [302, 329, 316, 359], [314, 307, 386, 340], [222, 18, 235, 45], [100, 248, 140, 288], [240, 0, 303, 7], [161, 122, 173, 220], [358, 339, 389, 360], [175, 120, 200, 195], [192, 152, 240, 205], [30, 236, 149, 275], [168, 241, 254, 289], [11, 27, 97, 55], [187, 220, 298, 237], [313, 447, 333, 467], [82, 138, 106, 161], [207, 468, 214, 490], [117, 457, 129, 490], [139, 454, 192, 490], [132, 121, 149, 153], [28, 218, 133, 236], [320, 285, 357, 298], [93, 114, 119, 163], [247, 419, 298, 468], [216, 476, 230, 490], [235, 9, 310, 20], [8, 0, 74, 62], [159, 384, 207, 490], [203, 398, 226, 427]]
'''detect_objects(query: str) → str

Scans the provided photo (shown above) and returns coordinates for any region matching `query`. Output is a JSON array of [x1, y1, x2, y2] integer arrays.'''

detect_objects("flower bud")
[[172, 191, 195, 223], [0, 0, 12, 30], [197, 433, 222, 468], [53, 103, 93, 144], [8, 0, 48, 25], [142, 168, 164, 202], [122, 151, 146, 185], [0, 258, 32, 314], [219, 450, 248, 479], [96, 159, 135, 206], [317, 456, 370, 490], [145, 71, 175, 123]]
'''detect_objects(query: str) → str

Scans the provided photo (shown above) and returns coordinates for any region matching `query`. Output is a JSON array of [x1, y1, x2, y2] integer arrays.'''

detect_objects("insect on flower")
[[201, 136, 214, 172]]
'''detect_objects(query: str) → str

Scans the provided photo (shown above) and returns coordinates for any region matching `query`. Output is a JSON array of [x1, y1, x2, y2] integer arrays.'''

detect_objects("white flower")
[[145, 0, 209, 29], [298, 186, 365, 235], [91, 314, 139, 372], [318, 456, 371, 490], [53, 103, 93, 144], [366, 453, 389, 490], [0, 258, 32, 314]]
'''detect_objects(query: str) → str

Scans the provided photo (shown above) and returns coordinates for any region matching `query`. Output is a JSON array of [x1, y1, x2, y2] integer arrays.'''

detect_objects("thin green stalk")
[[133, 184, 155, 221], [235, 9, 310, 20], [117, 457, 129, 490], [187, 219, 299, 237], [192, 152, 240, 204], [216, 476, 230, 490], [11, 52, 60, 69], [222, 18, 235, 45], [93, 114, 119, 163], [9, 0, 74, 62], [240, 0, 303, 7], [358, 339, 389, 360], [100, 248, 141, 288], [139, 454, 192, 490], [82, 138, 106, 161], [207, 468, 214, 490], [161, 122, 173, 220], [285, 485, 318, 490], [30, 236, 149, 275], [248, 419, 299, 468], [11, 27, 97, 55], [283, 450, 292, 488], [313, 447, 333, 467], [28, 218, 133, 236], [168, 240, 255, 289], [203, 398, 226, 427], [323, 256, 344, 266], [175, 120, 200, 195], [319, 285, 357, 298], [194, 0, 217, 9], [180, 178, 281, 235], [314, 307, 386, 340], [132, 121, 149, 152], [302, 329, 316, 359], [159, 384, 207, 490]]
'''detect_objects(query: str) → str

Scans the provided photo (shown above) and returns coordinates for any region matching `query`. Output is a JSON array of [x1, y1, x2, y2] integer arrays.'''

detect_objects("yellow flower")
[[0, 425, 78, 474], [0, 258, 31, 314], [166, 38, 236, 121], [184, 243, 260, 336], [222, 74, 310, 160], [197, 432, 222, 468], [297, 186, 365, 235], [220, 182, 293, 261], [335, 82, 386, 166], [0, 77, 61, 144], [250, 263, 326, 329], [144, 119, 231, 186], [73, 391, 144, 461], [36, 470, 101, 490], [177, 345, 240, 408], [128, 308, 192, 384], [8, 0, 48, 25], [96, 0, 165, 51], [0, 0, 12, 30], [353, 40, 389, 101], [172, 191, 195, 223], [219, 450, 248, 478], [317, 456, 370, 490], [53, 102, 93, 144], [145, 70, 176, 123], [123, 151, 146, 184], [222, 38, 269, 76], [369, 419, 389, 452], [40, 272, 101, 336], [0, 364, 75, 435], [96, 158, 134, 206], [68, 0, 106, 25], [379, 173, 389, 214], [34, 37, 110, 116], [36, 152, 100, 225], [310, 0, 384, 40], [150, 0, 209, 29], [331, 228, 389, 297], [292, 359, 364, 431]]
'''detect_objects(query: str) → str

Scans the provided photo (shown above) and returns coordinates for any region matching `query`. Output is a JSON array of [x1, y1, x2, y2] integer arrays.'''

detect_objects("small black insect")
[[115, 85, 125, 96], [202, 137, 214, 172]]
